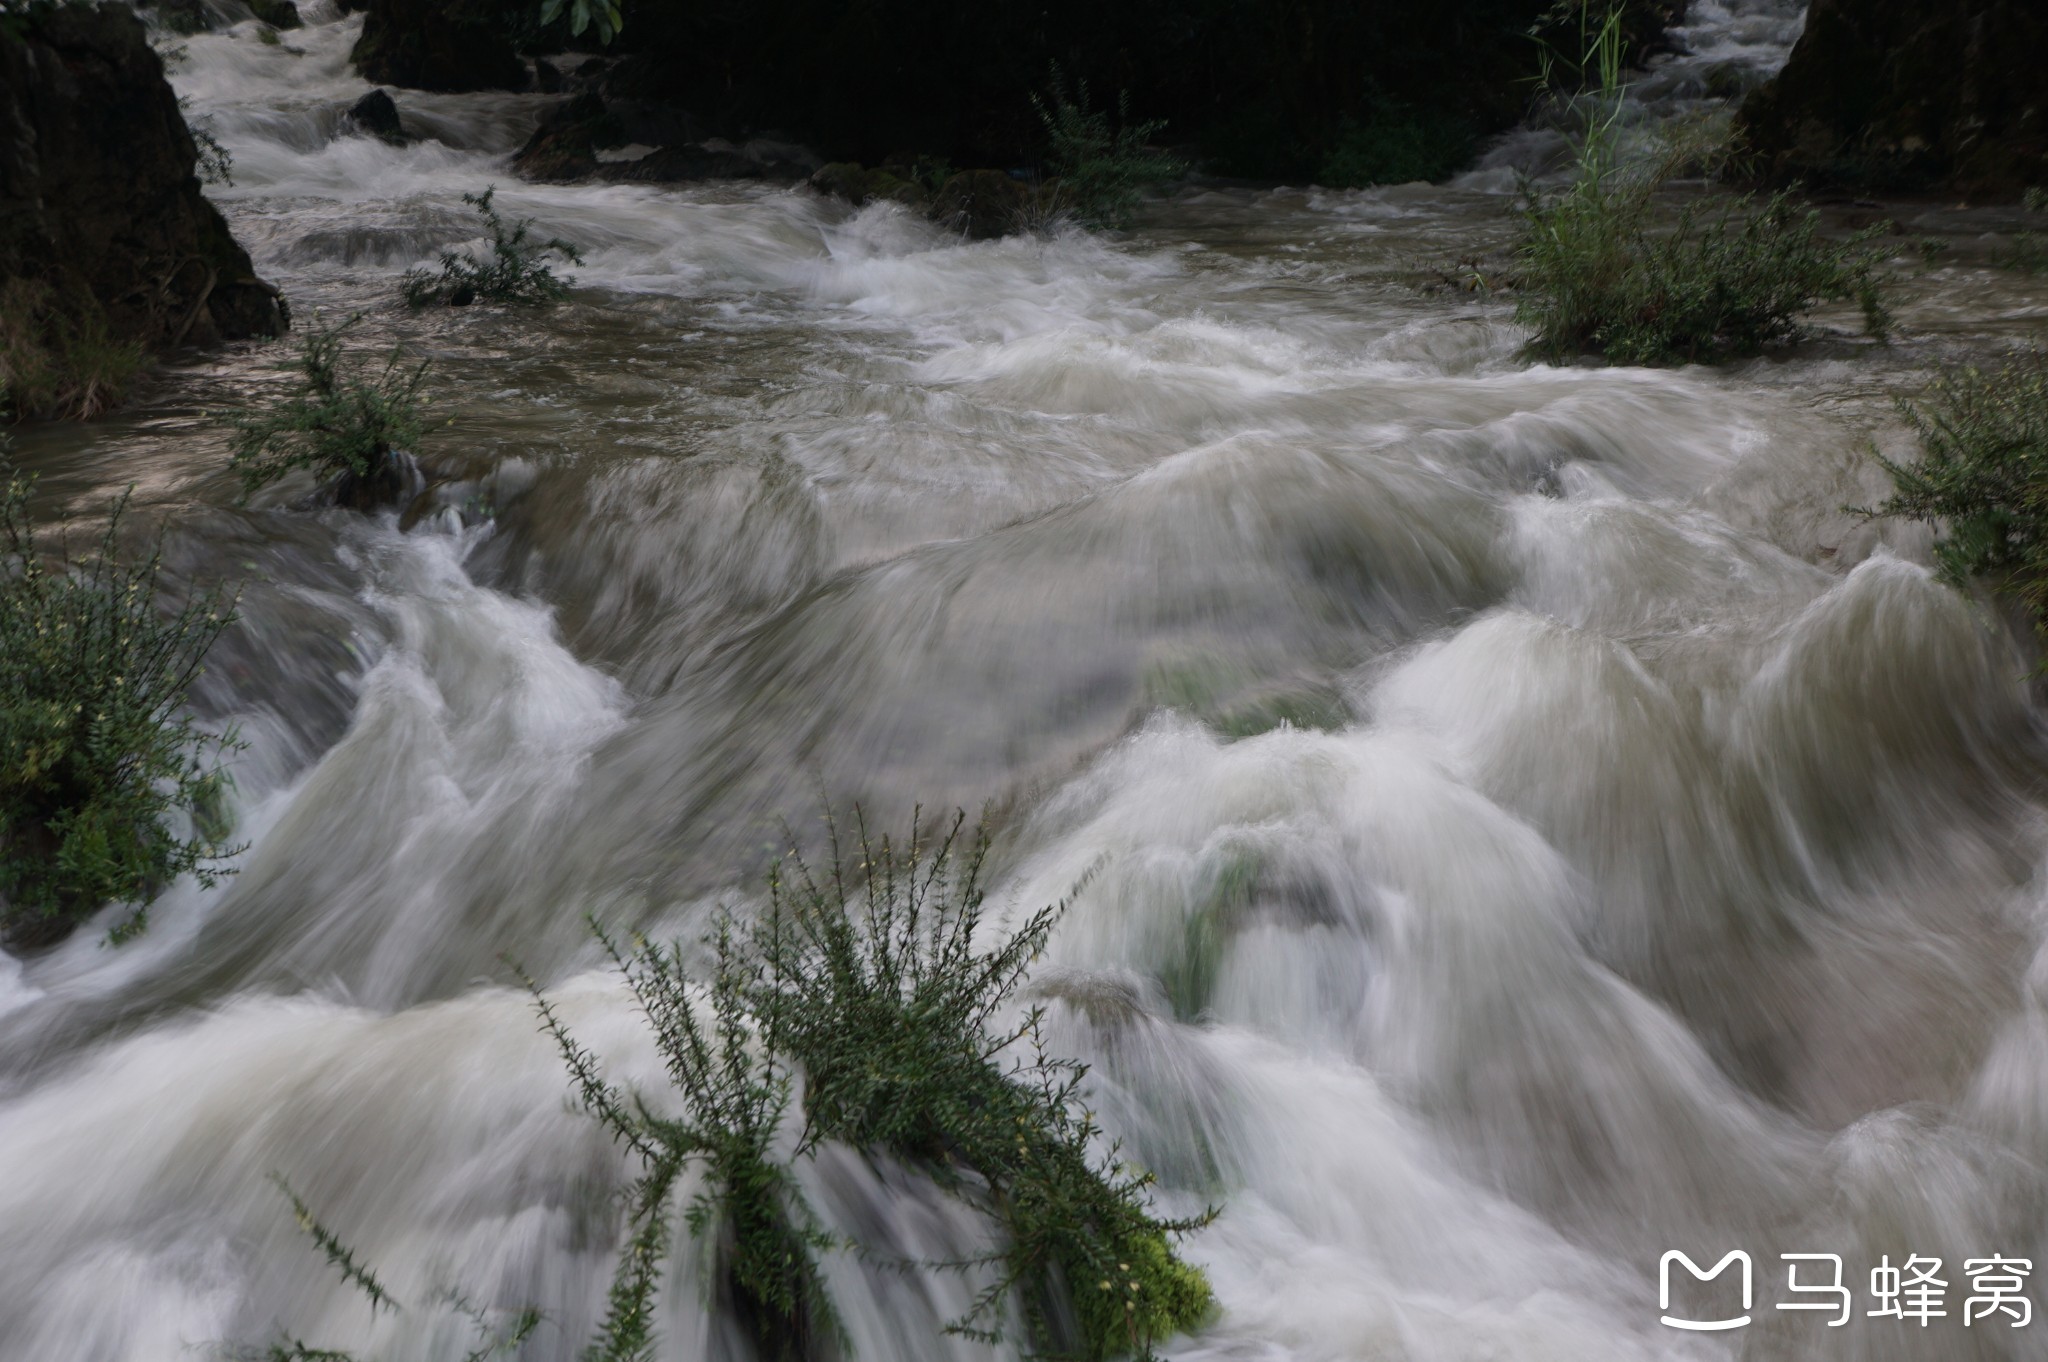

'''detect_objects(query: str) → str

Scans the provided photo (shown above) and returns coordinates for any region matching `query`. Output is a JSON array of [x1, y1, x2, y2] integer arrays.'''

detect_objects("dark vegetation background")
[[355, 0, 1688, 184]]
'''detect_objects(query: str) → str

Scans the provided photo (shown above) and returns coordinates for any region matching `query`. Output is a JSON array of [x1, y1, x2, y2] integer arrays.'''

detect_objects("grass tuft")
[[0, 277, 147, 423]]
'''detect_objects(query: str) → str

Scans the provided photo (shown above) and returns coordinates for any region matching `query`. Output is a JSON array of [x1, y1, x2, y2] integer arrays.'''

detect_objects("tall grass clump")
[[1514, 4, 1890, 365], [1864, 353, 2048, 629], [526, 810, 1214, 1362], [225, 317, 428, 508], [0, 277, 147, 422], [402, 188, 583, 308], [0, 463, 239, 949], [1032, 72, 1183, 230]]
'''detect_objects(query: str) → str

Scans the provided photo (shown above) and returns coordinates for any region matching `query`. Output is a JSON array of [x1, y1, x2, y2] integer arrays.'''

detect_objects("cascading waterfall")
[[6, 2, 2048, 1360]]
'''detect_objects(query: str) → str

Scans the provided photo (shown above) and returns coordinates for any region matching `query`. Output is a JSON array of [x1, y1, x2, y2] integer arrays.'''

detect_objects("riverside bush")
[[1032, 74, 1183, 230], [401, 189, 582, 308], [0, 464, 239, 949], [225, 317, 427, 506], [1865, 354, 2048, 629], [1513, 4, 1890, 366]]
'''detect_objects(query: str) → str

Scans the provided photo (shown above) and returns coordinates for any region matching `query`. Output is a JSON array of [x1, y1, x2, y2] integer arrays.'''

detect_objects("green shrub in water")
[[1864, 354, 2048, 631], [225, 317, 428, 507], [0, 464, 239, 949], [522, 810, 1214, 1362], [401, 188, 583, 309], [522, 918, 838, 1362], [1513, 3, 1890, 365], [1032, 72, 1184, 230], [246, 811, 1214, 1361], [751, 811, 1214, 1359]]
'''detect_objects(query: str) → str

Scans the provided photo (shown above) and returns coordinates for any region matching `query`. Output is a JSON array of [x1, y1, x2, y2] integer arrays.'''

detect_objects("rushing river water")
[[8, 1, 2048, 1359]]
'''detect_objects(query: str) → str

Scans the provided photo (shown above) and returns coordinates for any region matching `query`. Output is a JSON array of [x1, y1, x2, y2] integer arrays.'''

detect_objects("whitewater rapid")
[[6, 2, 2048, 1360]]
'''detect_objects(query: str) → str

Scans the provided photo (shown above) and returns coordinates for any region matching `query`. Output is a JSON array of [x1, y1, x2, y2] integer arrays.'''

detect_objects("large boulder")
[[1735, 0, 2048, 199], [0, 5, 285, 365], [349, 0, 529, 93]]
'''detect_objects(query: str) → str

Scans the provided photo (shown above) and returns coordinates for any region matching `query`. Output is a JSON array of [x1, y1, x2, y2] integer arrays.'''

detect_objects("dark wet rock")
[[1736, 0, 2048, 199], [349, 0, 530, 94], [342, 88, 409, 145], [930, 169, 1033, 239], [511, 89, 617, 181], [512, 88, 809, 186], [332, 448, 424, 512], [534, 57, 565, 93], [247, 0, 301, 31], [0, 4, 285, 364], [810, 162, 925, 209], [600, 143, 763, 185]]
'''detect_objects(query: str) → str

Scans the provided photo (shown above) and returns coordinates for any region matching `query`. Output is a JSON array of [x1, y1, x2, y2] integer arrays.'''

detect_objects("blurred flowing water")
[[7, 2, 2048, 1359]]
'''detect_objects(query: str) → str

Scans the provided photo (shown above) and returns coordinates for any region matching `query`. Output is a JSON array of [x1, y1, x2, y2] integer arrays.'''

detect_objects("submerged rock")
[[342, 88, 409, 144], [1736, 0, 2048, 199], [0, 3, 285, 392]]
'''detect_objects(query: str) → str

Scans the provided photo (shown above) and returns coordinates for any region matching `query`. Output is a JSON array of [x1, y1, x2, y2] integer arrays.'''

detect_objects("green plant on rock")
[[1512, 3, 1890, 365], [520, 919, 837, 1362], [225, 316, 428, 507], [0, 463, 240, 949], [753, 810, 1214, 1360], [402, 188, 583, 309], [1032, 71, 1183, 230], [1863, 353, 2048, 632]]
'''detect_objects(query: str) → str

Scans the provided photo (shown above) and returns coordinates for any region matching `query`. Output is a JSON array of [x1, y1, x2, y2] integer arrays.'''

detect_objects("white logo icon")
[[1661, 1251, 1753, 1331]]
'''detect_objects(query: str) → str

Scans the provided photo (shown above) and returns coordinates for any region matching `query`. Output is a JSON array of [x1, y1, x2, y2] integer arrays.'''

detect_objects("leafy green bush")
[[0, 464, 239, 949], [525, 810, 1215, 1362], [1865, 354, 2048, 628], [401, 189, 583, 308], [1032, 73, 1184, 230], [1512, 4, 1890, 366], [225, 318, 428, 507]]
